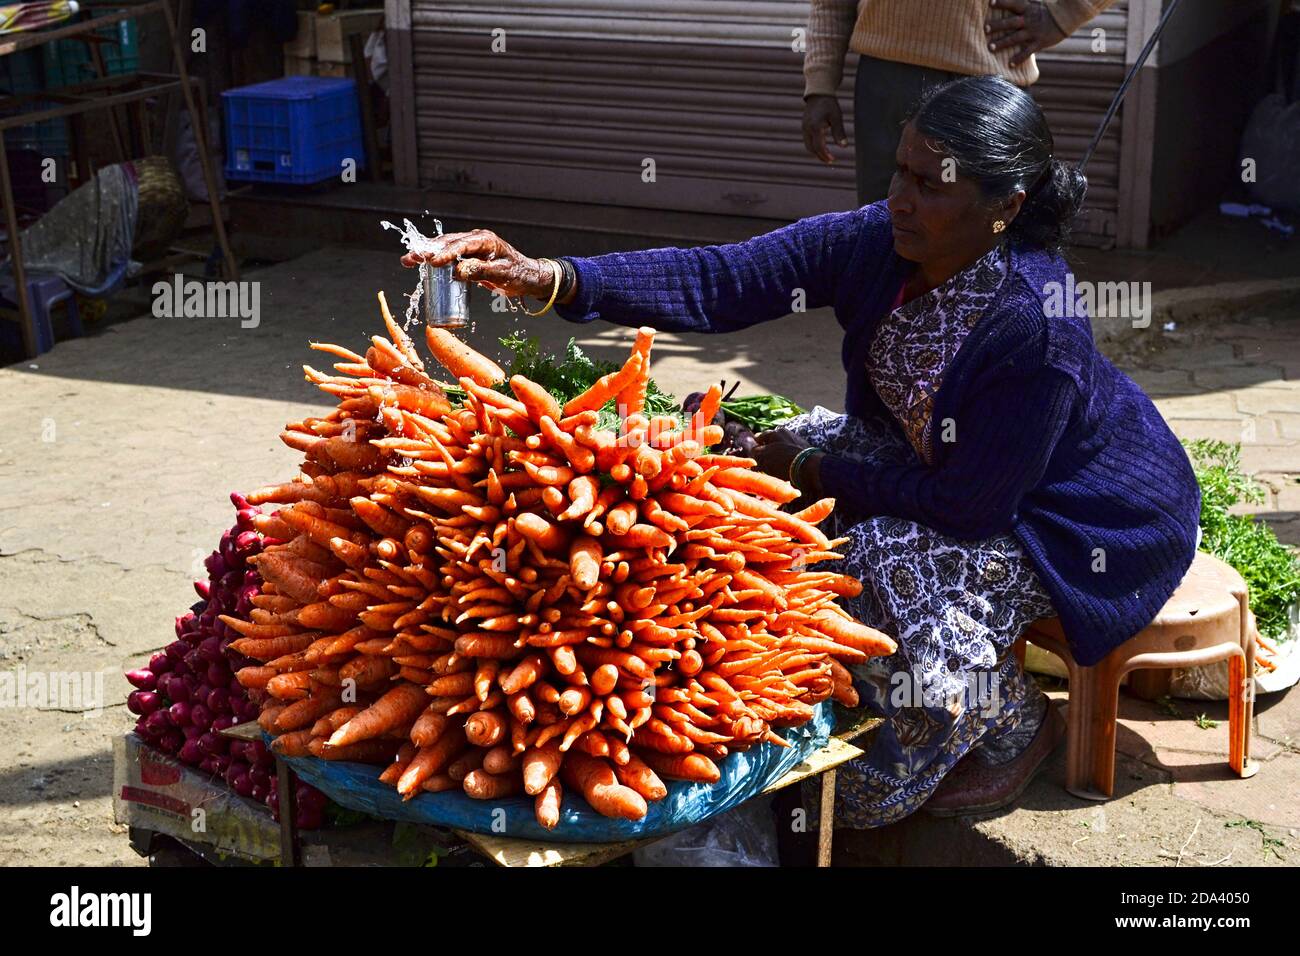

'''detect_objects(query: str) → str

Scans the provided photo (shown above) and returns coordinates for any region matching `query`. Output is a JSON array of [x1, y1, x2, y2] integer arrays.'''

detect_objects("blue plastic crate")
[[221, 76, 365, 185]]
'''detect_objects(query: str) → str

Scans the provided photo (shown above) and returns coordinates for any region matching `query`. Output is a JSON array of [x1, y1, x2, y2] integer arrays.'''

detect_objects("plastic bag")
[[279, 702, 833, 843], [632, 797, 779, 867], [1240, 92, 1300, 212]]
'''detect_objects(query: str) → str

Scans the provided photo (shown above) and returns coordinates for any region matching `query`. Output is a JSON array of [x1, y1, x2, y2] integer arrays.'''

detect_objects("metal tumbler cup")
[[421, 262, 470, 328]]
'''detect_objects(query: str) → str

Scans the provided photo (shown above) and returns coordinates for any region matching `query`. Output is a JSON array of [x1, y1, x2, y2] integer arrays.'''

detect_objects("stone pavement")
[[1132, 311, 1300, 545], [0, 243, 1296, 866]]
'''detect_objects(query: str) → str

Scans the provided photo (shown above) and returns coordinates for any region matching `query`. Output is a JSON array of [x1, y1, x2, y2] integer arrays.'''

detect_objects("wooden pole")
[[348, 32, 382, 183], [0, 133, 38, 357], [87, 41, 129, 163], [160, 0, 238, 280], [274, 757, 300, 866], [817, 767, 836, 867]]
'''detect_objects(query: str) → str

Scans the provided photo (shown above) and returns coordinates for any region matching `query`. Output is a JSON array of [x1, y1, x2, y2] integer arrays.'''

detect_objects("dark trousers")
[[853, 56, 962, 205]]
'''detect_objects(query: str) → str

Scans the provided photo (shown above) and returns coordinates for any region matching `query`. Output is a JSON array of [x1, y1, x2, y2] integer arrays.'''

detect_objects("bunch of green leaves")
[[500, 332, 684, 431], [719, 394, 805, 432], [1185, 439, 1300, 640]]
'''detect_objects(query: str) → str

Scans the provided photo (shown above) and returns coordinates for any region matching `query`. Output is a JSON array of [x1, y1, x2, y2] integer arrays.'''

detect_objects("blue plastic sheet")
[[278, 702, 833, 843]]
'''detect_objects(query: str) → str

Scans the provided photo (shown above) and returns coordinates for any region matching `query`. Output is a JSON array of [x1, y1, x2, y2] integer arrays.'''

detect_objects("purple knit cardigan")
[[556, 201, 1200, 666]]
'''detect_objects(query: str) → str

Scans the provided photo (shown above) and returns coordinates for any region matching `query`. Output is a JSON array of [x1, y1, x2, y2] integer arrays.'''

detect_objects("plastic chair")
[[0, 273, 84, 355], [1013, 551, 1258, 800]]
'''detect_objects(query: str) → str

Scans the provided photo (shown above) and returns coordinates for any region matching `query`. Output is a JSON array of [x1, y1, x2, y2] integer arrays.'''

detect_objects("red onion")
[[188, 704, 212, 732], [178, 740, 203, 764], [211, 714, 236, 733], [126, 690, 162, 716]]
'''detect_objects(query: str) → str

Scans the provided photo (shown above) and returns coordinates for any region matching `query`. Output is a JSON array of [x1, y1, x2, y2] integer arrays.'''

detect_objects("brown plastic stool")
[[1013, 551, 1258, 800]]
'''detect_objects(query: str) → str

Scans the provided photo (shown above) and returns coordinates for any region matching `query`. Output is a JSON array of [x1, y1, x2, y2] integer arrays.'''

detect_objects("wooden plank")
[[284, 10, 318, 58], [219, 721, 262, 742], [455, 830, 649, 868], [761, 736, 864, 794], [318, 10, 385, 63]]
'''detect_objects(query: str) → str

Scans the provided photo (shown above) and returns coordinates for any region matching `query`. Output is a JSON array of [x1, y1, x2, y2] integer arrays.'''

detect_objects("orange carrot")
[[811, 610, 898, 656], [328, 682, 429, 747], [612, 751, 668, 800], [425, 326, 505, 386], [535, 779, 563, 829], [465, 709, 508, 747], [509, 741, 560, 798], [515, 512, 567, 552], [636, 750, 721, 783], [509, 374, 563, 424], [271, 730, 316, 757], [569, 536, 603, 590], [614, 327, 655, 416], [463, 769, 523, 800], [561, 750, 648, 820], [397, 729, 468, 798], [563, 350, 643, 417], [710, 467, 800, 504]]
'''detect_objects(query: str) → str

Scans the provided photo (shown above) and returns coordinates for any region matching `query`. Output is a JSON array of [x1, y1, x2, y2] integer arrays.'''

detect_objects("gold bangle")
[[522, 258, 562, 317]]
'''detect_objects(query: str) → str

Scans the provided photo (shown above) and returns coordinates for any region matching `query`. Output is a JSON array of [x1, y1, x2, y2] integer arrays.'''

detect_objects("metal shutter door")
[[411, 0, 856, 220], [412, 1, 1128, 242], [1033, 1, 1130, 246]]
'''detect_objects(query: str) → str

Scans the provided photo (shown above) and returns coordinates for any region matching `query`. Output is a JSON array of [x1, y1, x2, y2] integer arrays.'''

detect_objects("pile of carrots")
[[229, 295, 896, 828]]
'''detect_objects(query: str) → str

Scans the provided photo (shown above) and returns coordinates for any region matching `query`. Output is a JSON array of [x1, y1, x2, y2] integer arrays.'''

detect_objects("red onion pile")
[[125, 495, 326, 828]]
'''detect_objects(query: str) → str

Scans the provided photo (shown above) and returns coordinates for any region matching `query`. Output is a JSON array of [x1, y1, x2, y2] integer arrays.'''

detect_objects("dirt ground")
[[0, 246, 1295, 866]]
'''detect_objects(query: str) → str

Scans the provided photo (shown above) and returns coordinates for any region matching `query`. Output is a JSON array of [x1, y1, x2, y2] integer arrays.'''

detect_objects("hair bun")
[[1010, 159, 1087, 251]]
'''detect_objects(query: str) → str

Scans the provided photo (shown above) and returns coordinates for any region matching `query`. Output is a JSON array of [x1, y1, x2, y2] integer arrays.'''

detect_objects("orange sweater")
[[803, 0, 1116, 97]]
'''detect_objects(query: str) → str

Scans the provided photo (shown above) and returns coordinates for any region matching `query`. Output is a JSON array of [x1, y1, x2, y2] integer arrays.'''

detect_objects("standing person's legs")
[[853, 57, 963, 205]]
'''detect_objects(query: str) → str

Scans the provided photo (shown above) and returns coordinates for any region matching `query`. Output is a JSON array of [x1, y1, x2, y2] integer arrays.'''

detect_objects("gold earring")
[[992, 220, 1006, 234]]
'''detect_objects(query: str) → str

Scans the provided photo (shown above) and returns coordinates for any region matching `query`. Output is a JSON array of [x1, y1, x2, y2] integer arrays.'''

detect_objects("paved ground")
[[0, 237, 1296, 866]]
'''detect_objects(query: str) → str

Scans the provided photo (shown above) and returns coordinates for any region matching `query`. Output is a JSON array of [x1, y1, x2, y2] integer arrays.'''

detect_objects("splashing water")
[[381, 217, 443, 331]]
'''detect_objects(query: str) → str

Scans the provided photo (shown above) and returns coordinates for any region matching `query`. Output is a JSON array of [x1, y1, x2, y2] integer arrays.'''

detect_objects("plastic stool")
[[0, 273, 84, 355], [1013, 551, 1258, 800]]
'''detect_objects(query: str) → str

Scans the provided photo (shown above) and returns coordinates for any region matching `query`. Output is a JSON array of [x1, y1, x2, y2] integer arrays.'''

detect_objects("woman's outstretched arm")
[[555, 209, 866, 333], [400, 209, 875, 335]]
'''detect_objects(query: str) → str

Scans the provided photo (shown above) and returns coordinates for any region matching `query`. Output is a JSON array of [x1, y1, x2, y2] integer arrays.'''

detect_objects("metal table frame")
[[0, 1, 238, 358]]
